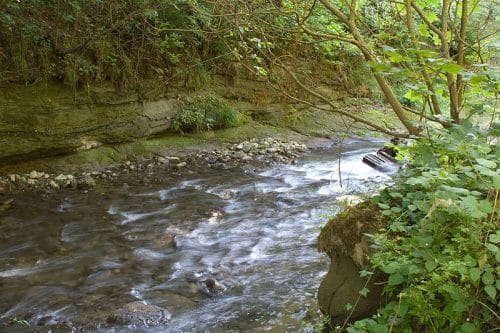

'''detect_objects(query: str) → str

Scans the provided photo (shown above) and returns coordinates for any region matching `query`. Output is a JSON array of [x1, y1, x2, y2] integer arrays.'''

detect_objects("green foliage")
[[172, 95, 241, 133], [0, 0, 232, 88], [350, 124, 499, 332]]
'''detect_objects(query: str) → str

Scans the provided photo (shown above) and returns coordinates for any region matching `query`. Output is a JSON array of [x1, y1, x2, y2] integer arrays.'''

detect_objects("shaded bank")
[[318, 201, 387, 325]]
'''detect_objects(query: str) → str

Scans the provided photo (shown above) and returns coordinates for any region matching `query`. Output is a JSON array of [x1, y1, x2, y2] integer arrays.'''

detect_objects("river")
[[0, 140, 391, 332]]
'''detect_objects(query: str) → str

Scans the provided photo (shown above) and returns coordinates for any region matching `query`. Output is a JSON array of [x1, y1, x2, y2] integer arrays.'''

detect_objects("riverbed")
[[0, 140, 391, 332]]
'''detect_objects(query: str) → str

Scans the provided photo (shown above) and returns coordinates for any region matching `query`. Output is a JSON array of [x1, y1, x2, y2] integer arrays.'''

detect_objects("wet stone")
[[175, 162, 187, 169], [78, 175, 96, 189], [108, 301, 171, 327]]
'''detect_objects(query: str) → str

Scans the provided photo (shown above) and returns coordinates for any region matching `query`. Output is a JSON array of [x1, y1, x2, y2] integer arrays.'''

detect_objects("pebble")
[[195, 138, 308, 166], [175, 162, 187, 169], [0, 138, 308, 193]]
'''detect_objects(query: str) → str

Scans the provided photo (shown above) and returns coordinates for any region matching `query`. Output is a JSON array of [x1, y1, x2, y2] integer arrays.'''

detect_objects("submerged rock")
[[205, 278, 227, 295], [108, 301, 171, 327]]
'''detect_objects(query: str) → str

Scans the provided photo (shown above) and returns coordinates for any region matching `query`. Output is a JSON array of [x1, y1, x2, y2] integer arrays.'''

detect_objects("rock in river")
[[108, 301, 171, 327], [78, 175, 96, 189]]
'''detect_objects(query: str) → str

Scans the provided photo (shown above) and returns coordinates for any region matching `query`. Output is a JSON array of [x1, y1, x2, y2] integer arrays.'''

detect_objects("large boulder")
[[317, 201, 387, 324]]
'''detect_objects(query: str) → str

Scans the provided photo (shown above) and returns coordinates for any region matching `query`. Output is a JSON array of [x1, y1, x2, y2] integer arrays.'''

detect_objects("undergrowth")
[[345, 122, 499, 332], [171, 95, 241, 133]]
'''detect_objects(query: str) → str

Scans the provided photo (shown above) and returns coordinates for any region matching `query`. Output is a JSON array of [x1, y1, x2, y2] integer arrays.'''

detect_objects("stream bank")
[[0, 74, 400, 176]]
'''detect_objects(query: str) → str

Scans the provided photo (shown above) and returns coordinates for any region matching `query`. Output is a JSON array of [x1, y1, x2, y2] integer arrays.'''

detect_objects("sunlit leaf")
[[441, 63, 463, 75], [484, 285, 496, 299]]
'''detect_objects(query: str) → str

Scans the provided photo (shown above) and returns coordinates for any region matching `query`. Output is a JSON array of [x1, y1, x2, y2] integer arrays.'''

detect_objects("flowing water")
[[0, 141, 392, 332]]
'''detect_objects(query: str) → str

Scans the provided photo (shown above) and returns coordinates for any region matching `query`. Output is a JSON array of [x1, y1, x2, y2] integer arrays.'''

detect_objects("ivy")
[[350, 124, 499, 332]]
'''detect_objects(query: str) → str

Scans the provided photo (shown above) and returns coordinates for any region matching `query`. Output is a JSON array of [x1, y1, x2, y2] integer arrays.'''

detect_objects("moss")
[[318, 201, 386, 263], [64, 147, 124, 165]]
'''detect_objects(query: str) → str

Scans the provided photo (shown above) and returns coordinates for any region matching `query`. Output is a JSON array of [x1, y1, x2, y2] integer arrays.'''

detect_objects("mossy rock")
[[317, 201, 388, 324]]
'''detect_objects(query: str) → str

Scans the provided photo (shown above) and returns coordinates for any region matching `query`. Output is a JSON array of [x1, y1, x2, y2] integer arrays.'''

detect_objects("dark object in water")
[[362, 154, 393, 171], [378, 146, 397, 162], [363, 148, 399, 172], [362, 140, 401, 171]]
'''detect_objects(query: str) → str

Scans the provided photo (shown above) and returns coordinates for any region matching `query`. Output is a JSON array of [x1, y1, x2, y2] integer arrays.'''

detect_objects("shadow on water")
[[0, 141, 392, 332]]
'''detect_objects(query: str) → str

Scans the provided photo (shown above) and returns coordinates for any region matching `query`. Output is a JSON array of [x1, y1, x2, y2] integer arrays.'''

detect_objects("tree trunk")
[[318, 0, 421, 135]]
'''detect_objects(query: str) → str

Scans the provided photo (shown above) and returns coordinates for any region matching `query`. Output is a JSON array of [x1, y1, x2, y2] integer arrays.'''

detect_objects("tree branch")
[[411, 3, 443, 38]]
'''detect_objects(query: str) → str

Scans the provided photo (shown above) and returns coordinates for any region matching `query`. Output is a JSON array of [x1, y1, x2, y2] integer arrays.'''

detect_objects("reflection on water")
[[0, 141, 390, 332]]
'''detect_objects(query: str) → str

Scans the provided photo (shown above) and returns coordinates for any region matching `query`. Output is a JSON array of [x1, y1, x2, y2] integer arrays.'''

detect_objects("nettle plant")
[[348, 123, 499, 333]]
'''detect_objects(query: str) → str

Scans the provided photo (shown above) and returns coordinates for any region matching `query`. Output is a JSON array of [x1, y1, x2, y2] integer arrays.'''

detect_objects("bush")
[[171, 95, 241, 133], [348, 123, 499, 332]]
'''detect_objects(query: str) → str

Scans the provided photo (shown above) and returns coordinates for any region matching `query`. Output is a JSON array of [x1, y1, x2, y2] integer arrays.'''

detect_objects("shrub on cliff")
[[346, 123, 499, 332], [171, 95, 241, 133]]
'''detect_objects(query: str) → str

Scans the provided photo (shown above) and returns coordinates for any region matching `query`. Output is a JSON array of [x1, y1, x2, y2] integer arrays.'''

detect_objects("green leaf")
[[367, 61, 393, 73], [440, 185, 470, 195], [486, 243, 498, 253], [484, 285, 497, 299], [460, 322, 479, 333], [359, 287, 370, 297], [474, 165, 496, 177], [469, 267, 481, 283], [489, 233, 500, 244], [427, 11, 439, 22], [408, 264, 422, 276], [408, 204, 417, 211], [382, 262, 400, 274], [478, 200, 493, 214], [476, 158, 496, 169], [452, 301, 467, 313], [469, 74, 487, 85], [460, 196, 487, 218], [406, 177, 427, 185], [441, 63, 463, 75], [425, 260, 438, 272], [391, 207, 402, 213], [482, 271, 494, 285], [388, 273, 405, 286], [493, 174, 500, 189], [386, 51, 405, 63], [373, 324, 389, 333]]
